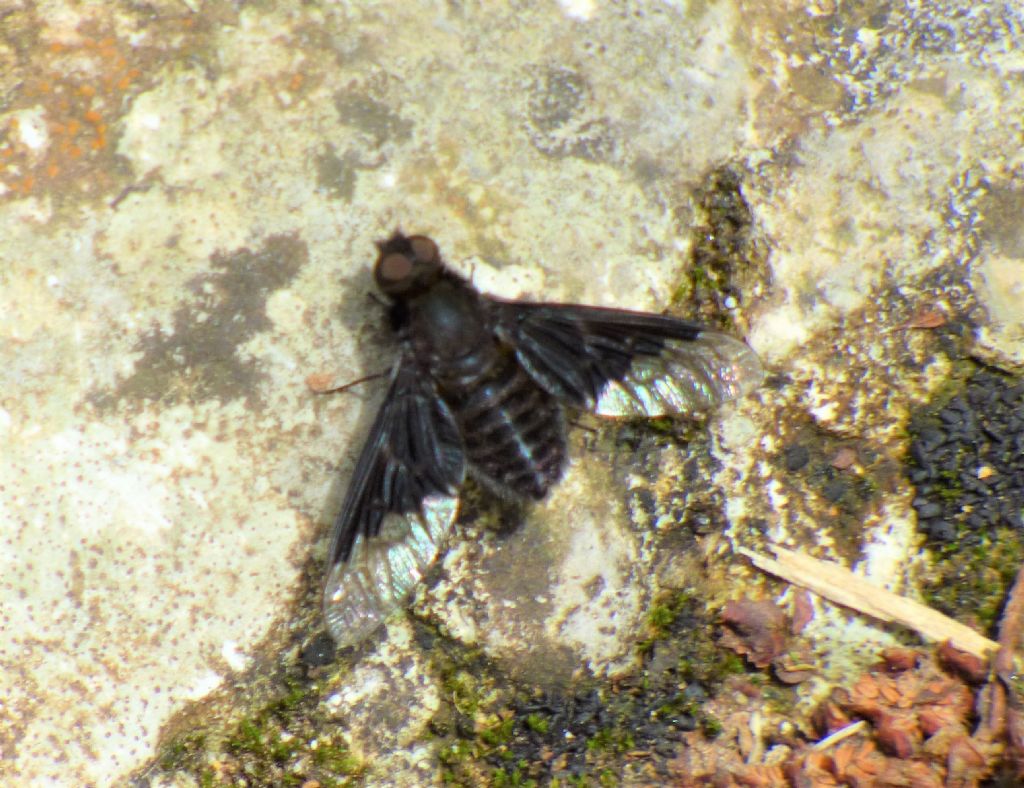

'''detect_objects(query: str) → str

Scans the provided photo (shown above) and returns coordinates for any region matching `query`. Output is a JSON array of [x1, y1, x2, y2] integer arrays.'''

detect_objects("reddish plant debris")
[[877, 646, 920, 673], [733, 679, 764, 700], [720, 597, 816, 684], [790, 591, 814, 635], [675, 568, 1024, 785], [674, 643, 1024, 786], [720, 598, 789, 669], [830, 663, 975, 752], [772, 650, 816, 685], [812, 701, 852, 738], [829, 447, 858, 470], [903, 307, 948, 330], [937, 640, 989, 684], [980, 562, 1024, 779]]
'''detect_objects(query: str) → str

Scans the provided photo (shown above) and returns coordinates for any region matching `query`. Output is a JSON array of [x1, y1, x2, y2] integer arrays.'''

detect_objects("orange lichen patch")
[[305, 372, 337, 393], [117, 69, 142, 91], [0, 20, 187, 202]]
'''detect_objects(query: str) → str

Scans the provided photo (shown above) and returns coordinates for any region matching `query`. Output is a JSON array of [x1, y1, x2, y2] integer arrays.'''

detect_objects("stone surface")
[[1, 0, 1022, 785]]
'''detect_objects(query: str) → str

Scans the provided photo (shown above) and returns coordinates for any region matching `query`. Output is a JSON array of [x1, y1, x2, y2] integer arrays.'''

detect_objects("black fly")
[[323, 232, 763, 647]]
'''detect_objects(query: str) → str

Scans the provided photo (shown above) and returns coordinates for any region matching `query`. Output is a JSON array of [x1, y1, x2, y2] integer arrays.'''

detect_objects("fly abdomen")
[[447, 350, 566, 499]]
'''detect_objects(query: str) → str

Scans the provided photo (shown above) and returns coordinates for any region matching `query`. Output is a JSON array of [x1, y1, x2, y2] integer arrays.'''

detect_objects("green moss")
[[923, 527, 1024, 631], [648, 600, 679, 632], [700, 714, 724, 738], [152, 668, 363, 787], [525, 713, 549, 734], [428, 643, 521, 784], [669, 165, 767, 329], [439, 739, 475, 767], [492, 764, 537, 787], [480, 717, 516, 747], [311, 741, 363, 775], [674, 635, 746, 688], [586, 727, 635, 755], [637, 589, 698, 655], [424, 550, 748, 784], [159, 731, 207, 771], [446, 669, 485, 716]]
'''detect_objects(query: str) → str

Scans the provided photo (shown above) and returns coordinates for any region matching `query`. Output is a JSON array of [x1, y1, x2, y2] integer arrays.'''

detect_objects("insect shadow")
[[318, 232, 763, 652]]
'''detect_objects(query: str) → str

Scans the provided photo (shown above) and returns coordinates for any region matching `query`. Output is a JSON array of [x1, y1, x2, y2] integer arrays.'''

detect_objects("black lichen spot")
[[528, 67, 589, 133], [486, 592, 735, 784], [315, 144, 360, 201], [908, 369, 1024, 630], [765, 413, 893, 556], [906, 369, 1024, 541], [978, 183, 1024, 259], [674, 166, 769, 329], [333, 90, 413, 147], [784, 444, 811, 473], [426, 591, 741, 785], [821, 477, 848, 503], [300, 632, 337, 668], [524, 65, 616, 161], [97, 234, 306, 408], [313, 143, 383, 203]]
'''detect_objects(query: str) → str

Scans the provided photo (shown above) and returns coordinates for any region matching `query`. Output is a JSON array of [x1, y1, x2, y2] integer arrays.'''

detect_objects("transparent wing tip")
[[594, 331, 763, 417], [323, 494, 459, 647], [705, 331, 764, 400], [323, 557, 390, 648]]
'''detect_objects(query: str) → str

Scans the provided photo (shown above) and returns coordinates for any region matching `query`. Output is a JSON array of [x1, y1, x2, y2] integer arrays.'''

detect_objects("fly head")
[[374, 232, 446, 299]]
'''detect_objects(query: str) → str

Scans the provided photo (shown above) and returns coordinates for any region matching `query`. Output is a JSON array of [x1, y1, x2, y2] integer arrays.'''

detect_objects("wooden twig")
[[738, 545, 999, 659]]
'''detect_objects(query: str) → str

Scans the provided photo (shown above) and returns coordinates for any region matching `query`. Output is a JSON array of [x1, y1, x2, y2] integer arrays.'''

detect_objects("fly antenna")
[[307, 371, 387, 395]]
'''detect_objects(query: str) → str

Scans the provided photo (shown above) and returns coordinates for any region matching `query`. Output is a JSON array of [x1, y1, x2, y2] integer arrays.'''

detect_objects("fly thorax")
[[410, 283, 492, 367]]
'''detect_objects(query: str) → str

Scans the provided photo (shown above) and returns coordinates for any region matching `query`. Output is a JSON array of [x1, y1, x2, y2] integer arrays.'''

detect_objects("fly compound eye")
[[408, 235, 438, 264], [377, 252, 414, 288]]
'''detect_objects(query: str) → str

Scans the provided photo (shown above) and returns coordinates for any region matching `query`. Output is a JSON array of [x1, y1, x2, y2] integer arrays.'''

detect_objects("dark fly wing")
[[326, 356, 464, 565], [323, 356, 465, 646], [494, 300, 763, 417]]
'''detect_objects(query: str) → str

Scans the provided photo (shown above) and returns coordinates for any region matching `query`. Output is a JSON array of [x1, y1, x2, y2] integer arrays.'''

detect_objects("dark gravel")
[[784, 445, 811, 472], [906, 371, 1024, 541], [299, 632, 336, 667]]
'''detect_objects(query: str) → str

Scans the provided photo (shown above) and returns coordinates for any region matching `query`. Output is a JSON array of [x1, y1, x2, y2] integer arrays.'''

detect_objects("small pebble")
[[784, 445, 810, 472]]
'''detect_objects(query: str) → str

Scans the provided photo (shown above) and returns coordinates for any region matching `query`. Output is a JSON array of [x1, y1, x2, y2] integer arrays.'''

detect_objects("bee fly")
[[323, 232, 763, 648]]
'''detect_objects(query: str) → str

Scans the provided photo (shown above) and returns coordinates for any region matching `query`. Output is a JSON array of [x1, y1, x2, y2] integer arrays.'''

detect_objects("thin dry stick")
[[738, 545, 999, 659], [812, 720, 870, 751]]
